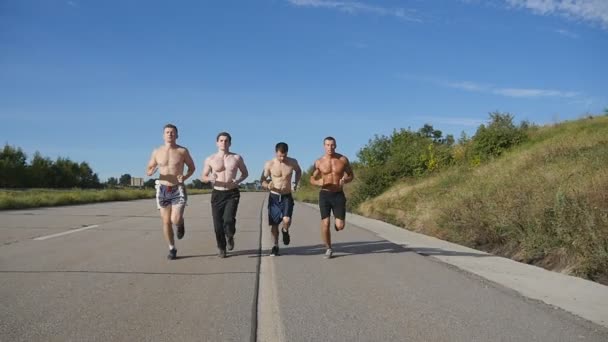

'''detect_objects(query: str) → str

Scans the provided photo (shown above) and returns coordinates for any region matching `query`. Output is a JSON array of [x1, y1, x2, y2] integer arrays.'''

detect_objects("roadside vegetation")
[[0, 188, 210, 210], [296, 113, 608, 284]]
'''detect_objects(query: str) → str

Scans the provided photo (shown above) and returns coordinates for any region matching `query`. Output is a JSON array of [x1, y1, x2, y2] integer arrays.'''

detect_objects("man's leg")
[[281, 195, 294, 245], [211, 191, 227, 256], [160, 207, 177, 260], [318, 191, 333, 258], [174, 186, 187, 239], [270, 224, 280, 256], [333, 191, 347, 231], [223, 191, 240, 251]]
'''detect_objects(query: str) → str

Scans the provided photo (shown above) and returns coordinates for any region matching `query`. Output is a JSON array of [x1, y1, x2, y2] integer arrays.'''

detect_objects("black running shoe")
[[227, 236, 234, 251], [177, 222, 185, 240], [281, 228, 290, 246], [270, 246, 279, 256], [167, 248, 177, 260], [218, 249, 227, 259]]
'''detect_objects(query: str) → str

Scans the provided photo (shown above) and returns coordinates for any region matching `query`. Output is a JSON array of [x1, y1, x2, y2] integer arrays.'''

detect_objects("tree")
[[28, 152, 53, 188], [144, 178, 156, 188], [107, 177, 118, 187], [119, 174, 131, 186], [0, 144, 28, 187], [78, 162, 101, 188], [471, 112, 527, 160], [190, 179, 204, 189]]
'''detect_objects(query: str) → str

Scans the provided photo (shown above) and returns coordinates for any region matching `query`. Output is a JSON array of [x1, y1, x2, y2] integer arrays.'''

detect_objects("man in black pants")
[[202, 132, 249, 258]]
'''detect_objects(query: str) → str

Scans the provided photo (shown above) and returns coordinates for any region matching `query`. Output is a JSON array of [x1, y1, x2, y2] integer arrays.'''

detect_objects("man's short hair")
[[275, 142, 288, 153], [164, 123, 178, 134], [216, 132, 232, 143], [324, 136, 336, 143]]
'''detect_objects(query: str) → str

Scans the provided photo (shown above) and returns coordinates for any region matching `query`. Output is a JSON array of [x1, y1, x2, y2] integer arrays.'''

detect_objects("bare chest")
[[319, 158, 345, 174], [210, 155, 239, 172], [270, 162, 294, 178], [156, 149, 183, 167]]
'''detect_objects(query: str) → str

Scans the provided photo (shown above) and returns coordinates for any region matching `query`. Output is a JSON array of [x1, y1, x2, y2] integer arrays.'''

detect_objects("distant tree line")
[[0, 145, 101, 188]]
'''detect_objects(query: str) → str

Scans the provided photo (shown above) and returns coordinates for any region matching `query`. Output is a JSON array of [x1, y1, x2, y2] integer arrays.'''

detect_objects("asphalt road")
[[1, 192, 607, 341]]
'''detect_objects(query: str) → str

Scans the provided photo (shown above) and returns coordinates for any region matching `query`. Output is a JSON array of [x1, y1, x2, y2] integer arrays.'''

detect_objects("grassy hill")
[[356, 116, 608, 284]]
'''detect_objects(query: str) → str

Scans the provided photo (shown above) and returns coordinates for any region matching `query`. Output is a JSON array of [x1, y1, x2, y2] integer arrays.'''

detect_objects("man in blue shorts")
[[261, 142, 302, 256], [146, 124, 196, 260]]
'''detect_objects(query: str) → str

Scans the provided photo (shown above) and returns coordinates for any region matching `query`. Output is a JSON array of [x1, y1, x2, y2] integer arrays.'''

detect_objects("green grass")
[[358, 116, 608, 284], [0, 188, 211, 210], [293, 186, 319, 204]]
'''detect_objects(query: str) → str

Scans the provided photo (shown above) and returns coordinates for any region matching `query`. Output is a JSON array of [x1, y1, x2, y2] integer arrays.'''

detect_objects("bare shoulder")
[[264, 159, 274, 169], [232, 153, 244, 161], [338, 153, 349, 163], [177, 144, 190, 153], [287, 156, 299, 166], [152, 145, 164, 156]]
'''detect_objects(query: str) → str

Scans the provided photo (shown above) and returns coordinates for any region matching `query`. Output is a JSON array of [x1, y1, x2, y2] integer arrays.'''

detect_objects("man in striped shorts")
[[146, 123, 196, 260]]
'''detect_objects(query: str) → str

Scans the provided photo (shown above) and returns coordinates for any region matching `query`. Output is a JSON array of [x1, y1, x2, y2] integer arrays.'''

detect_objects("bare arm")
[[293, 159, 302, 190], [234, 155, 249, 184], [201, 157, 213, 183], [146, 149, 158, 176], [310, 160, 323, 187], [260, 161, 272, 189], [180, 149, 196, 183], [341, 157, 354, 184]]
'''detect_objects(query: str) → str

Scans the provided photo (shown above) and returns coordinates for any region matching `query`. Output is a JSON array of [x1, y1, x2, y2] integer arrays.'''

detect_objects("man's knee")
[[224, 217, 235, 227], [335, 220, 346, 230], [282, 217, 291, 228]]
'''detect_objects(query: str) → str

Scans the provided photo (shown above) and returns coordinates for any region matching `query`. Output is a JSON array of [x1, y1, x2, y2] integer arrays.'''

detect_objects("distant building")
[[130, 177, 144, 187]]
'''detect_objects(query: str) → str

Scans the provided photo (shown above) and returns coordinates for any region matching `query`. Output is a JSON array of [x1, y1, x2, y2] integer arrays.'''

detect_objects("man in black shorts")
[[261, 142, 302, 256], [310, 137, 354, 259]]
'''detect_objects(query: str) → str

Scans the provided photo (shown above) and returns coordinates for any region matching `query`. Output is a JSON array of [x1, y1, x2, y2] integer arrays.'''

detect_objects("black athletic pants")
[[211, 189, 240, 250]]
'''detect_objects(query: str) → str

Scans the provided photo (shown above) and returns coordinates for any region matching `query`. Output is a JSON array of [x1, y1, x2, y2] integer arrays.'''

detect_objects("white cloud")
[[492, 87, 580, 98], [441, 80, 488, 92], [400, 74, 582, 99], [554, 28, 580, 38], [505, 0, 608, 29], [287, 0, 422, 22]]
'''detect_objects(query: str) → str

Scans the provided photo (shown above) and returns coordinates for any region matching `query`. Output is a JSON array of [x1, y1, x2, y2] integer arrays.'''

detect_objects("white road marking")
[[257, 200, 286, 342], [34, 225, 100, 241]]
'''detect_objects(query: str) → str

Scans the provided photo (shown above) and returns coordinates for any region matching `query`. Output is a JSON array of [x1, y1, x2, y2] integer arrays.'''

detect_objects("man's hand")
[[177, 174, 184, 184], [147, 166, 158, 177]]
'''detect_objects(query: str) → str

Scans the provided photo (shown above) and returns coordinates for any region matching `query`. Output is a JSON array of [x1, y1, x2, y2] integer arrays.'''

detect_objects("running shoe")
[[167, 248, 177, 260], [218, 249, 227, 259], [227, 236, 235, 251]]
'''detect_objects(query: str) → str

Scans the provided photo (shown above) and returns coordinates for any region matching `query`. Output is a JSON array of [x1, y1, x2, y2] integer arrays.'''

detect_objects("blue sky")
[[1, 0, 607, 183]]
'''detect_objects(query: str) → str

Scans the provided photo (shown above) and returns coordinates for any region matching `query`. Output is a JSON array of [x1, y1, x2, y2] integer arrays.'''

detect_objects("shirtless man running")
[[146, 124, 196, 260], [201, 132, 249, 258], [261, 142, 302, 256], [310, 136, 354, 259]]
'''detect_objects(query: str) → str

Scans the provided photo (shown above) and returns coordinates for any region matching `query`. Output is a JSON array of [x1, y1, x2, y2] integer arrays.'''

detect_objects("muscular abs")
[[267, 159, 296, 194], [317, 155, 348, 192], [155, 147, 187, 186], [208, 154, 241, 190]]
